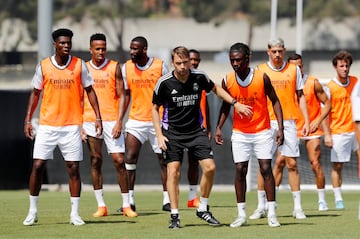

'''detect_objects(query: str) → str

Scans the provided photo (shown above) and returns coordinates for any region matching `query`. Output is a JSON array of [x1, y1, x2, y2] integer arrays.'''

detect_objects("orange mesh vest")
[[258, 63, 298, 120], [125, 58, 163, 121], [327, 76, 358, 134], [295, 75, 323, 137], [83, 60, 119, 122], [39, 57, 83, 126], [225, 70, 270, 133], [199, 91, 208, 128]]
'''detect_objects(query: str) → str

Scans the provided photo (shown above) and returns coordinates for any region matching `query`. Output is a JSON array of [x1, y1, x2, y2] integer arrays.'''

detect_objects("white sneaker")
[[230, 216, 247, 227], [23, 212, 38, 226], [318, 201, 328, 211], [292, 209, 306, 219], [249, 209, 266, 220], [267, 215, 280, 227], [70, 215, 85, 226]]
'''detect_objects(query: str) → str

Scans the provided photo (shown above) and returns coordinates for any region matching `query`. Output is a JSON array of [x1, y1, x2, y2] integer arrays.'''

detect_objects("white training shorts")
[[33, 125, 82, 161], [231, 129, 274, 163], [83, 121, 125, 154], [271, 120, 300, 157], [330, 132, 357, 163], [300, 135, 321, 141], [125, 119, 161, 154]]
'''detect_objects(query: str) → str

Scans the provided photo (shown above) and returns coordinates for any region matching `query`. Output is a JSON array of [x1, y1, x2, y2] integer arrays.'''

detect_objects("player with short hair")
[[215, 42, 283, 227], [82, 33, 137, 218], [152, 46, 252, 229], [286, 53, 331, 211], [250, 38, 310, 220], [118, 36, 170, 213], [326, 50, 358, 209], [186, 49, 212, 208], [23, 28, 102, 226]]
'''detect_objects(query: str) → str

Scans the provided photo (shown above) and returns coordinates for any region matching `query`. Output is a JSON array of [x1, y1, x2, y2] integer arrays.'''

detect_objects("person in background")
[[23, 28, 102, 226], [82, 33, 137, 218], [250, 37, 310, 220], [152, 46, 252, 229], [215, 42, 283, 227], [285, 53, 331, 211], [118, 36, 170, 213], [186, 49, 212, 208], [351, 73, 360, 177], [325, 50, 358, 209], [189, 49, 201, 70]]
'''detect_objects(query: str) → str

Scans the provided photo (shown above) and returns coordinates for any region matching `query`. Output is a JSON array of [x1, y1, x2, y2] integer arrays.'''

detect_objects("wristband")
[[96, 118, 102, 121], [231, 99, 237, 106]]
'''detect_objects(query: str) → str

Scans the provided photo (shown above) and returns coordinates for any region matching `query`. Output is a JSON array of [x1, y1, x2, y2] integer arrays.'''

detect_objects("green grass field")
[[0, 189, 359, 239]]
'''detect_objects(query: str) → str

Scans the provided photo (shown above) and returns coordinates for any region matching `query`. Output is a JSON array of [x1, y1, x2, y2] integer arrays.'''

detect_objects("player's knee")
[[202, 162, 216, 175], [275, 159, 286, 168], [91, 156, 102, 168], [286, 159, 298, 171], [32, 159, 46, 171], [311, 160, 322, 171], [235, 163, 248, 175]]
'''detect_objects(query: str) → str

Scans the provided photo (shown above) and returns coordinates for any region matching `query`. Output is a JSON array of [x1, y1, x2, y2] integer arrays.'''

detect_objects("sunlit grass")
[[0, 189, 359, 239]]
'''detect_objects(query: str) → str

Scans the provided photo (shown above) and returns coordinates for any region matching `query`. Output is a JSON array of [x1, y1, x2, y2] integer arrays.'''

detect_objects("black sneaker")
[[162, 203, 171, 212], [117, 204, 136, 214], [196, 210, 220, 226], [169, 214, 180, 229]]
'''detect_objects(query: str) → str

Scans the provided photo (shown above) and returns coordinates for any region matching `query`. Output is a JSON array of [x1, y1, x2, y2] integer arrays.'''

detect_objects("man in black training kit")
[[152, 46, 252, 229]]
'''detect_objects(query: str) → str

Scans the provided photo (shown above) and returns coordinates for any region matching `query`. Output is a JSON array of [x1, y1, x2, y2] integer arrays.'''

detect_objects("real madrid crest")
[[193, 83, 199, 92]]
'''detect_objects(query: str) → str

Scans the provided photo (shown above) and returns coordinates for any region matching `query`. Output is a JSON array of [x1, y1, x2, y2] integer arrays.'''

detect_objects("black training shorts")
[[162, 127, 213, 164]]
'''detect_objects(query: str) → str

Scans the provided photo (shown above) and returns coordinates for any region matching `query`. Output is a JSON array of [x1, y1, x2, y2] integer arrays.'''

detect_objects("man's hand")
[[214, 127, 224, 145], [24, 122, 34, 140], [234, 103, 253, 119]]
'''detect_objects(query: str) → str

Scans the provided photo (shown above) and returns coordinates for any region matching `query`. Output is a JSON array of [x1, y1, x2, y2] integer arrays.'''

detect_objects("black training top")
[[153, 68, 215, 133]]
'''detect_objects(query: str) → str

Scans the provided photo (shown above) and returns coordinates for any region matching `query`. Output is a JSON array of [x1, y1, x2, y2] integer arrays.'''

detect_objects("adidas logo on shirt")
[[171, 89, 178, 94]]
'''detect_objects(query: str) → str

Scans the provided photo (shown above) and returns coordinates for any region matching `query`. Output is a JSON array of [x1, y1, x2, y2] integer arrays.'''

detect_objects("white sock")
[[267, 201, 276, 217], [237, 202, 246, 218], [198, 197, 209, 211], [129, 190, 135, 205], [163, 191, 170, 204], [94, 189, 106, 207], [171, 209, 179, 215], [333, 187, 343, 202], [70, 197, 80, 217], [292, 191, 302, 211], [122, 193, 130, 208], [188, 185, 197, 200], [257, 190, 266, 210], [317, 188, 326, 203], [29, 195, 38, 213]]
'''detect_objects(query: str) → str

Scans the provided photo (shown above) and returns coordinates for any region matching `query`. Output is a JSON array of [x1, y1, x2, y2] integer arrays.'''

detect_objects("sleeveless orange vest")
[[39, 56, 83, 126], [125, 58, 163, 121], [295, 75, 323, 137], [83, 60, 119, 122], [327, 76, 358, 134], [225, 70, 270, 133], [199, 91, 208, 128], [257, 62, 298, 120]]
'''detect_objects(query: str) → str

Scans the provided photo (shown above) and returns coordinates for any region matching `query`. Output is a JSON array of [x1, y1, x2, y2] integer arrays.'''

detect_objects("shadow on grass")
[[82, 220, 137, 225], [107, 211, 164, 217], [301, 213, 342, 218], [183, 205, 234, 211], [280, 213, 341, 218], [183, 223, 227, 228]]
